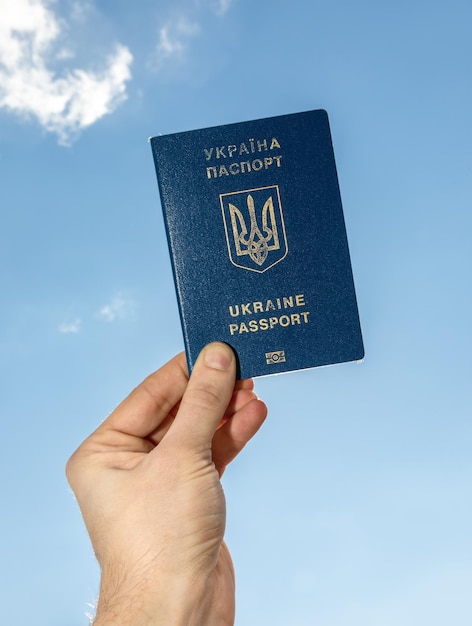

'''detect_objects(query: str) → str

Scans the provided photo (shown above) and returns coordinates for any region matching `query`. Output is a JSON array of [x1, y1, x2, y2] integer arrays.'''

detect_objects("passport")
[[150, 109, 364, 379]]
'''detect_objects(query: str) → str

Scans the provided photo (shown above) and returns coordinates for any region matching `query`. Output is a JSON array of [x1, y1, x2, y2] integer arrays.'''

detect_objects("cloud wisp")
[[97, 294, 137, 323], [195, 0, 235, 17], [58, 317, 82, 334], [154, 17, 201, 69], [0, 0, 133, 145], [213, 0, 234, 16], [153, 0, 235, 70], [57, 293, 136, 335]]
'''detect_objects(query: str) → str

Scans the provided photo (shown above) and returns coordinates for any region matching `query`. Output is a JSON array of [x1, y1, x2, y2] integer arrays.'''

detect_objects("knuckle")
[[185, 382, 223, 412], [65, 446, 84, 488], [65, 455, 77, 487]]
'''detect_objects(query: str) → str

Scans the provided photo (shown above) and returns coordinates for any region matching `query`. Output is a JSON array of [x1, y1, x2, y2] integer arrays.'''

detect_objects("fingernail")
[[204, 343, 233, 371]]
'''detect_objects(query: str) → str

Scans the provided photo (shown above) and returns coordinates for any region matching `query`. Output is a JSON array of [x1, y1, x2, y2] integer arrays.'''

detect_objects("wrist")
[[93, 570, 215, 626]]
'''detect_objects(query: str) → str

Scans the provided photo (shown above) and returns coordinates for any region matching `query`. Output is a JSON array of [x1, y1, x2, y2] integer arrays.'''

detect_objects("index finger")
[[100, 352, 189, 439]]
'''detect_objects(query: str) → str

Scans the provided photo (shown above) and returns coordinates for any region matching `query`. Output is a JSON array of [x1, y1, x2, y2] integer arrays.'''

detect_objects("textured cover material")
[[150, 109, 364, 378]]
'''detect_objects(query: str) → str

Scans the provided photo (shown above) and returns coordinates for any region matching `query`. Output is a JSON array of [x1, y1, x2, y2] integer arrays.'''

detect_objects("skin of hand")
[[66, 342, 267, 626]]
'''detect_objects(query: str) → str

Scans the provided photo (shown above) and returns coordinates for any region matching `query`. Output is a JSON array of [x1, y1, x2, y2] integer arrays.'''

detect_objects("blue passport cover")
[[150, 109, 364, 378]]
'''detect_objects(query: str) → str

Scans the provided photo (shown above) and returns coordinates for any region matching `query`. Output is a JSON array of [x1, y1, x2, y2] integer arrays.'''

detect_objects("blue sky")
[[1, 1, 471, 624]]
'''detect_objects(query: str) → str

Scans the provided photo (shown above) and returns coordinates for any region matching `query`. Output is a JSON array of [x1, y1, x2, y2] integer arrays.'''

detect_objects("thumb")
[[165, 342, 237, 450]]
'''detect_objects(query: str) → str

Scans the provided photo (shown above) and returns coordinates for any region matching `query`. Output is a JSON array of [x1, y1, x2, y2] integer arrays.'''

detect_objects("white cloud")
[[98, 294, 136, 323], [0, 0, 133, 145], [155, 17, 201, 68], [58, 317, 82, 334]]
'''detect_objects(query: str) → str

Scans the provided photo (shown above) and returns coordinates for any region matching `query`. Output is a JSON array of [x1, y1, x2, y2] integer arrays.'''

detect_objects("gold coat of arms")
[[220, 185, 288, 273]]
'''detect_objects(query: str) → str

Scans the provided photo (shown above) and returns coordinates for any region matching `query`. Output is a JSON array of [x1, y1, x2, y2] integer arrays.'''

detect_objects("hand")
[[66, 342, 267, 626]]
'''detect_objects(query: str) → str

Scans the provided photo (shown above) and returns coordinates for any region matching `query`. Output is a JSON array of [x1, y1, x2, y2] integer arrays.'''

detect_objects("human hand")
[[66, 342, 267, 626]]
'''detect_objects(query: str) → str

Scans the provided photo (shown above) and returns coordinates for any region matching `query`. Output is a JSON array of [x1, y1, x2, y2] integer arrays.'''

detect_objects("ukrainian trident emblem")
[[220, 185, 288, 272]]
